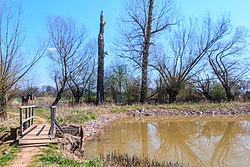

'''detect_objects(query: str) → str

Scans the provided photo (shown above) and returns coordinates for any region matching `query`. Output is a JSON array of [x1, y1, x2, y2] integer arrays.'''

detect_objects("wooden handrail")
[[19, 105, 37, 109], [19, 105, 36, 137], [22, 116, 35, 123]]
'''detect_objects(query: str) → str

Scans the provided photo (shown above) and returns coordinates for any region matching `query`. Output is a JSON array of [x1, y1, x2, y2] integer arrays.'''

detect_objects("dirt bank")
[[83, 104, 250, 142], [55, 104, 250, 159]]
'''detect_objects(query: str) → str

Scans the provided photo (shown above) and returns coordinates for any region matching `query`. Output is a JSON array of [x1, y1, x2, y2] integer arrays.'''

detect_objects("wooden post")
[[31, 107, 34, 125], [28, 107, 31, 127], [24, 108, 28, 130], [50, 106, 56, 138], [96, 11, 106, 105], [20, 108, 23, 136]]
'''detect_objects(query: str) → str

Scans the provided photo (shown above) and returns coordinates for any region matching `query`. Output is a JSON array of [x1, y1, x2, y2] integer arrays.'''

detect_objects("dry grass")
[[0, 114, 19, 131], [4, 101, 249, 126]]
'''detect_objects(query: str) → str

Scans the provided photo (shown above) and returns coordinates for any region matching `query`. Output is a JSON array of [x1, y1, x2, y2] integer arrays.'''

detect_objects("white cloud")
[[47, 47, 57, 51]]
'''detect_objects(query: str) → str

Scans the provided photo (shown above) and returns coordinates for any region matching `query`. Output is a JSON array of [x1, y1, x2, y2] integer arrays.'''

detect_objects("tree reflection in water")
[[85, 116, 250, 166], [152, 121, 206, 166], [210, 121, 250, 166]]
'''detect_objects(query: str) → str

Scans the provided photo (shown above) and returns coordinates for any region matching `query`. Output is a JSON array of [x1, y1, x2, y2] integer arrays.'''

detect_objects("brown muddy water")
[[85, 115, 250, 167]]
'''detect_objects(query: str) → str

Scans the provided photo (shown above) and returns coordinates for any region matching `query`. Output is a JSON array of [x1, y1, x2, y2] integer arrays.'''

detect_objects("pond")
[[85, 115, 250, 167]]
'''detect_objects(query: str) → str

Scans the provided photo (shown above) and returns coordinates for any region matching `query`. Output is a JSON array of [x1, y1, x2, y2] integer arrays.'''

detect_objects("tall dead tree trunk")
[[96, 11, 106, 105]]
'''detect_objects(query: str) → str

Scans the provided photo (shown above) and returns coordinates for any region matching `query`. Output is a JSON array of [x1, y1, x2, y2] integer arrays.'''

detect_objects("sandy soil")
[[10, 147, 39, 167]]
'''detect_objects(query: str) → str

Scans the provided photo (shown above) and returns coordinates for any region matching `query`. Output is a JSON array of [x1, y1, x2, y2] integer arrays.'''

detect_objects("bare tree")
[[67, 40, 96, 104], [208, 25, 248, 101], [96, 11, 106, 105], [115, 0, 178, 103], [196, 73, 214, 102], [153, 15, 237, 103], [47, 16, 88, 106], [0, 1, 45, 120]]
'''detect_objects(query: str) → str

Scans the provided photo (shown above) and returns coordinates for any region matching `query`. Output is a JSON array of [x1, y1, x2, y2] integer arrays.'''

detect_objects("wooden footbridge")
[[17, 106, 63, 146]]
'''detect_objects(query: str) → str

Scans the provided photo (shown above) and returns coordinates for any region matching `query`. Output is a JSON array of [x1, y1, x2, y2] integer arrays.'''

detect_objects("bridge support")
[[49, 106, 64, 139]]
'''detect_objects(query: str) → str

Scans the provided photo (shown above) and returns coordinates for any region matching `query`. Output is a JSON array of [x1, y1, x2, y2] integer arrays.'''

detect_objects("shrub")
[[209, 84, 226, 102]]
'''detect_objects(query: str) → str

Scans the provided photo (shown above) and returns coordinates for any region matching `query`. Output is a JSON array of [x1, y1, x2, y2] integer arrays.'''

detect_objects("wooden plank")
[[18, 123, 59, 146], [22, 124, 37, 137], [23, 124, 50, 136], [18, 143, 56, 147], [21, 135, 51, 139], [20, 136, 51, 140], [19, 139, 57, 145]]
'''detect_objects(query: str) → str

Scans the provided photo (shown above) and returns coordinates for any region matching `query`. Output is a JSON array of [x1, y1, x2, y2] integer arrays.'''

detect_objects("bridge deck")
[[19, 124, 57, 146]]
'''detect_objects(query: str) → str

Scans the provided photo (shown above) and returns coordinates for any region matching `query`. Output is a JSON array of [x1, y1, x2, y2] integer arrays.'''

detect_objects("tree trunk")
[[72, 88, 82, 105], [74, 95, 81, 104], [225, 87, 234, 102], [52, 92, 62, 106], [202, 91, 213, 102], [141, 58, 148, 103], [87, 83, 91, 103], [96, 11, 105, 105], [140, 0, 154, 104], [52, 83, 66, 106], [0, 90, 7, 121], [169, 91, 178, 103]]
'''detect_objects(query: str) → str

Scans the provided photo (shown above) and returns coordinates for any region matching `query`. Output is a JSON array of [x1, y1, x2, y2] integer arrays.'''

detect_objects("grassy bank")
[[0, 142, 19, 166], [1, 102, 249, 166], [29, 144, 101, 167], [30, 145, 183, 167], [6, 102, 250, 123]]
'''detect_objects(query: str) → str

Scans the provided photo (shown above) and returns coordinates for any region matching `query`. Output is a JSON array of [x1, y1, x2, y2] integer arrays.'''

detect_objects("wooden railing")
[[19, 105, 36, 137], [49, 106, 63, 139]]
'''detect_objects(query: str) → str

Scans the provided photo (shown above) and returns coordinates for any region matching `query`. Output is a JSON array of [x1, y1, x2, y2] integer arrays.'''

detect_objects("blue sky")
[[20, 0, 250, 86]]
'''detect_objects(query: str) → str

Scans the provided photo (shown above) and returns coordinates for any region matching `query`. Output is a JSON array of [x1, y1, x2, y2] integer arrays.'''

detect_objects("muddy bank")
[[128, 105, 250, 117], [83, 105, 250, 142], [83, 113, 129, 140], [58, 104, 250, 159]]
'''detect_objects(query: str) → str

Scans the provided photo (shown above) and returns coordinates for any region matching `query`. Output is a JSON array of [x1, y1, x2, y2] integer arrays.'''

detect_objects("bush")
[[209, 84, 226, 102]]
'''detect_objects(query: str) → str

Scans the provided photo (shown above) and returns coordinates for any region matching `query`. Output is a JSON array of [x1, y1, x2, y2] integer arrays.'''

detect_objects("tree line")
[[0, 0, 249, 120]]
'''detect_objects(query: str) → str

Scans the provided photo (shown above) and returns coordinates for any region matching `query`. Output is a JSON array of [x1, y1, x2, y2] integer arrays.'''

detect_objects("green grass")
[[0, 151, 16, 166], [0, 127, 7, 132], [0, 142, 19, 166], [38, 145, 101, 167], [5, 101, 249, 126], [107, 101, 250, 113], [54, 101, 249, 124], [35, 107, 51, 122], [86, 111, 96, 120], [57, 110, 97, 125]]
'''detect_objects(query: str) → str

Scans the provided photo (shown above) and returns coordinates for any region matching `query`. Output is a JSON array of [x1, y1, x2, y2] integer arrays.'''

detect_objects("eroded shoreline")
[[83, 104, 250, 141], [57, 104, 250, 160]]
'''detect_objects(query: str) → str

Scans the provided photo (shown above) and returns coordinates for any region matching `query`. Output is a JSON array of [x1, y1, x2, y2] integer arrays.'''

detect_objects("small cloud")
[[47, 47, 57, 51]]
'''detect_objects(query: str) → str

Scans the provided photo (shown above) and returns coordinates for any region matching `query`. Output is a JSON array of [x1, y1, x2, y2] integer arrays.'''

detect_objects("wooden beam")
[[19, 105, 36, 109], [22, 116, 35, 124]]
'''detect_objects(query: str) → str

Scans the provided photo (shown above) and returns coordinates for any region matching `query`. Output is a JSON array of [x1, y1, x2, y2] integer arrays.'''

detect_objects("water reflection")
[[85, 116, 250, 167]]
